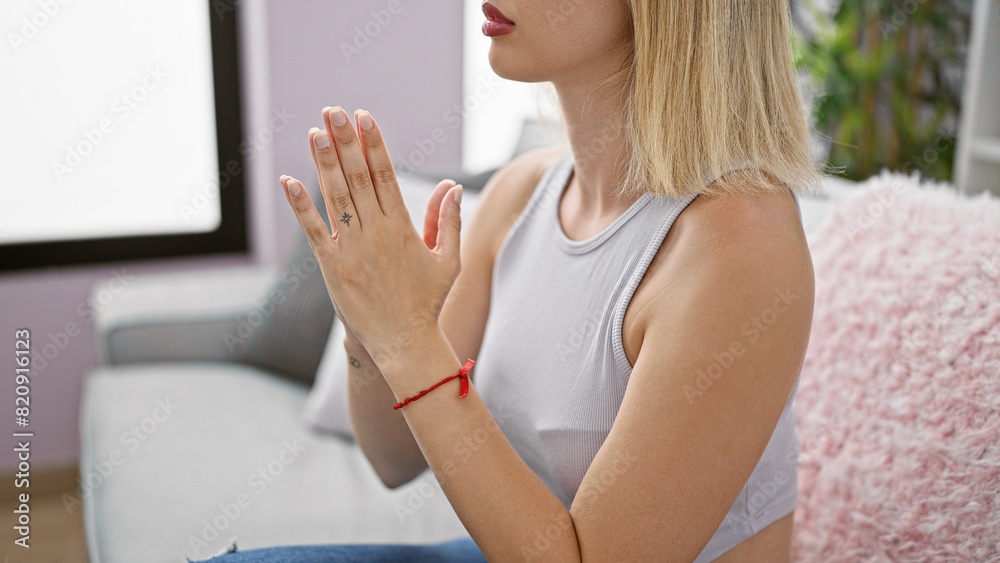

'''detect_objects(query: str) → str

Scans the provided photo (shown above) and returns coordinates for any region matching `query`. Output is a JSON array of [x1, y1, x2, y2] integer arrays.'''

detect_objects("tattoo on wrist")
[[349, 356, 362, 368]]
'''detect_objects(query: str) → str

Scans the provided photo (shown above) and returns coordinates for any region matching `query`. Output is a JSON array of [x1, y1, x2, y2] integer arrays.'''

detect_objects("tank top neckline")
[[553, 153, 656, 255]]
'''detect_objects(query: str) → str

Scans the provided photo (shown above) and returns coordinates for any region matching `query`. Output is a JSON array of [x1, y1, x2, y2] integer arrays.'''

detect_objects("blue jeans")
[[200, 537, 486, 562]]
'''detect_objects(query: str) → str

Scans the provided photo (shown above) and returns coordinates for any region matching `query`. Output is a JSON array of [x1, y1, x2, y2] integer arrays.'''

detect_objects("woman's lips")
[[482, 2, 514, 37]]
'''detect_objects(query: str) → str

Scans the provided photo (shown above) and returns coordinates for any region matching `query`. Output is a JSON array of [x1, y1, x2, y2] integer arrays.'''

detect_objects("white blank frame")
[[1, 0, 221, 244]]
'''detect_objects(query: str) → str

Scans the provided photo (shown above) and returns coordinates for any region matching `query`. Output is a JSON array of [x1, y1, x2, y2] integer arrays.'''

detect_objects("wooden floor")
[[1, 465, 89, 562]]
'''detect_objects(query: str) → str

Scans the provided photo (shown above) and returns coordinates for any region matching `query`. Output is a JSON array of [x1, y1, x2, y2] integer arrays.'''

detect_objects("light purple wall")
[[266, 0, 465, 253], [0, 0, 464, 473]]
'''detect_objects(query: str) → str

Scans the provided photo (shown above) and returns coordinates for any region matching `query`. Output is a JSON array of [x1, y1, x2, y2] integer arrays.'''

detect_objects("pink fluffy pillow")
[[793, 174, 1000, 561]]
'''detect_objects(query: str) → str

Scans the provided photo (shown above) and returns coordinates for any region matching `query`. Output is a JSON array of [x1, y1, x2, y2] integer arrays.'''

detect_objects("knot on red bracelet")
[[392, 359, 476, 410]]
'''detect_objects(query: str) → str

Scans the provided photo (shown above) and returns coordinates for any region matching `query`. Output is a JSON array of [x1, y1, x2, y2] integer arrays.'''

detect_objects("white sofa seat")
[[81, 362, 468, 563]]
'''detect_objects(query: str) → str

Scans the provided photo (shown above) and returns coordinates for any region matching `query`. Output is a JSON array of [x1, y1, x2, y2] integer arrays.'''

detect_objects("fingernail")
[[453, 185, 463, 205], [288, 179, 303, 197], [315, 131, 332, 151], [358, 111, 374, 131], [331, 108, 348, 127]]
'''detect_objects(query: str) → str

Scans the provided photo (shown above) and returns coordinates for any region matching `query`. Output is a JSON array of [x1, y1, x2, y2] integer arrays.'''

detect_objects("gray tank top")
[[475, 152, 801, 561]]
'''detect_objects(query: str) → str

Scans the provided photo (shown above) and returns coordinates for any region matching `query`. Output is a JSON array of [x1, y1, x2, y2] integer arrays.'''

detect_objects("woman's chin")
[[487, 46, 548, 83]]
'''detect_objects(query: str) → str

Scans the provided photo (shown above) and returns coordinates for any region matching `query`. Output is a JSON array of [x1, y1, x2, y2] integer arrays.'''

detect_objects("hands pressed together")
[[279, 107, 464, 371]]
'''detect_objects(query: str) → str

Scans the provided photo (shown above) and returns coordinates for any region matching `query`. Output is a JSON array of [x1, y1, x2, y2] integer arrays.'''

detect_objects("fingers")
[[280, 175, 337, 249], [324, 106, 381, 223], [423, 179, 456, 249], [308, 127, 339, 233], [435, 184, 463, 262], [354, 109, 408, 218], [310, 125, 361, 236]]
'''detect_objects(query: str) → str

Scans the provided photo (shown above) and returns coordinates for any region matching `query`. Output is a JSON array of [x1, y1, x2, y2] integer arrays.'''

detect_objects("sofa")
[[79, 169, 1000, 562]]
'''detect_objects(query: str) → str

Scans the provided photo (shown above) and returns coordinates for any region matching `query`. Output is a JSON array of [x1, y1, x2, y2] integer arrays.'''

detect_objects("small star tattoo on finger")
[[340, 213, 353, 226]]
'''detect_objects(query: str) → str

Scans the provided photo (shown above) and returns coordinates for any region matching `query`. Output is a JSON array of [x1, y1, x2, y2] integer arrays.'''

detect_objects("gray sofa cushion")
[[230, 187, 336, 385], [80, 362, 468, 563], [93, 266, 279, 365]]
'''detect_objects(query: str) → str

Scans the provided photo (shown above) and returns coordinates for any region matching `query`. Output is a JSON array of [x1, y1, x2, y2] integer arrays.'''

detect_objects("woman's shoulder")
[[466, 145, 566, 257], [679, 182, 806, 247], [624, 178, 814, 364], [660, 178, 813, 295]]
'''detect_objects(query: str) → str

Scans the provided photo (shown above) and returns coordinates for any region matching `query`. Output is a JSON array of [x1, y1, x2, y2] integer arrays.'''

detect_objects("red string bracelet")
[[393, 359, 476, 410]]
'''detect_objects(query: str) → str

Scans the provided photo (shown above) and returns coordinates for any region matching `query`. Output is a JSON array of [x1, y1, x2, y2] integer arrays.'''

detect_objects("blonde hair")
[[545, 1, 819, 199]]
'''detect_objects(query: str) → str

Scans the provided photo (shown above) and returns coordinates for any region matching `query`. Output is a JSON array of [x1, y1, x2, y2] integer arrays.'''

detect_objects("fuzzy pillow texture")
[[793, 173, 1000, 561]]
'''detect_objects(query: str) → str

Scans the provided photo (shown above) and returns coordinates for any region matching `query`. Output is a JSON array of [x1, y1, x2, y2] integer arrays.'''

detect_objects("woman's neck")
[[552, 70, 640, 231]]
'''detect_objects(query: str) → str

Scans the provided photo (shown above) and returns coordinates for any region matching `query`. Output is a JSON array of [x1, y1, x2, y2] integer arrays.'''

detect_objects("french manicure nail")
[[331, 108, 348, 127], [315, 131, 332, 150], [453, 185, 463, 205], [288, 179, 303, 197], [359, 111, 374, 131]]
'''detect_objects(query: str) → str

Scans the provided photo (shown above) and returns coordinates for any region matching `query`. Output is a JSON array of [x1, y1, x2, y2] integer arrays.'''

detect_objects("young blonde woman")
[[212, 1, 816, 561]]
